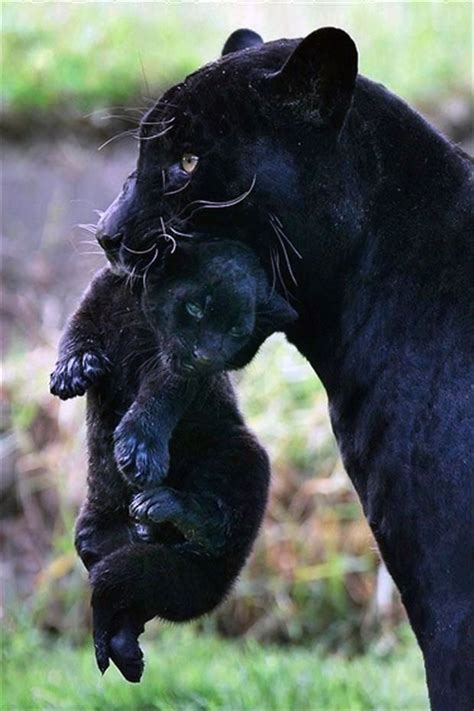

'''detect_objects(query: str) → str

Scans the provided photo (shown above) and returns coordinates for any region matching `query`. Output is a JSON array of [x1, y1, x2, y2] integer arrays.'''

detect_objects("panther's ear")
[[222, 29, 263, 56], [269, 27, 357, 130], [260, 292, 298, 333]]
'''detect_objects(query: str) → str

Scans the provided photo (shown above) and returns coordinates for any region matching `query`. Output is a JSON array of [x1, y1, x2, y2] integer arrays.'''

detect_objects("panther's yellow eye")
[[181, 154, 199, 174]]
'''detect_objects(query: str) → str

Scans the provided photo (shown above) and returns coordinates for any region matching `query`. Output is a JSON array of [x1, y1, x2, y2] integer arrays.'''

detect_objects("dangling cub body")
[[50, 240, 296, 681]]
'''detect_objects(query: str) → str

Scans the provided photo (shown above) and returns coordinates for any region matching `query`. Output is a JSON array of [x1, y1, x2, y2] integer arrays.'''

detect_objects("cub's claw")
[[114, 415, 169, 489], [50, 351, 108, 400], [129, 487, 183, 525]]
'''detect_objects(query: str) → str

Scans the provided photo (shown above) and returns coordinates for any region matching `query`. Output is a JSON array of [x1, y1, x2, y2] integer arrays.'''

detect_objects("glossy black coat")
[[94, 28, 473, 707]]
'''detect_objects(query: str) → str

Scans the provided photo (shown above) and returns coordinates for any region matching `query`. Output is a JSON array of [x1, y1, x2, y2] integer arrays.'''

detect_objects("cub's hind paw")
[[50, 351, 108, 400], [129, 487, 183, 525], [109, 625, 144, 683], [114, 415, 169, 489], [93, 605, 145, 683]]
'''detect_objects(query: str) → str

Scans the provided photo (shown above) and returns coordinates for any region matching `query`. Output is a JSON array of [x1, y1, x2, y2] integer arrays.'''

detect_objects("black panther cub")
[[50, 240, 296, 682]]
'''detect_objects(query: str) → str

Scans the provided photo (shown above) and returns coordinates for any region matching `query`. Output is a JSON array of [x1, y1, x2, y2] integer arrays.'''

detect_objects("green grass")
[[3, 624, 428, 710], [2, 3, 471, 115]]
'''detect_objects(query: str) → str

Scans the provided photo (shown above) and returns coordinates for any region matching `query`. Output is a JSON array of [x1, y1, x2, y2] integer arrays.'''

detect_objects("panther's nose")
[[96, 226, 122, 251], [95, 170, 137, 252], [192, 348, 212, 368]]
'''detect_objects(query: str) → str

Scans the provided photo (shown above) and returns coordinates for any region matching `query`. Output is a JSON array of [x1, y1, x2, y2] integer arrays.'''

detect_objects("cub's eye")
[[181, 154, 199, 174], [229, 326, 247, 338], [186, 302, 204, 320]]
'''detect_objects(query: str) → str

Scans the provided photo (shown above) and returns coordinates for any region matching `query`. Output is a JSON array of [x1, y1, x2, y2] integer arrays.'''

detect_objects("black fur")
[[94, 27, 474, 708], [50, 242, 296, 681]]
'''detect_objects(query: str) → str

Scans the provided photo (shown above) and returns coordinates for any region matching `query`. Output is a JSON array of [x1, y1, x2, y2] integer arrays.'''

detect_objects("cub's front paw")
[[50, 351, 108, 400], [114, 415, 170, 489], [129, 487, 183, 525]]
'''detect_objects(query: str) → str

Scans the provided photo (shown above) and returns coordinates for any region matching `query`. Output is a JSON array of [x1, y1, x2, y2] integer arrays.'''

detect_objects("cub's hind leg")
[[129, 487, 230, 555], [75, 500, 148, 681], [74, 499, 134, 571]]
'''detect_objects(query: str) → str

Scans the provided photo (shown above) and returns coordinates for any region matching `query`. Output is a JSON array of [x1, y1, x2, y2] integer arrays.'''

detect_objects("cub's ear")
[[269, 27, 357, 130], [259, 292, 298, 333], [222, 28, 263, 56]]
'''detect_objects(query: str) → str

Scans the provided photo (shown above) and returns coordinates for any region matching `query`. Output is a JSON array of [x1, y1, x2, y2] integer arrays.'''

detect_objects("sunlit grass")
[[3, 622, 428, 710]]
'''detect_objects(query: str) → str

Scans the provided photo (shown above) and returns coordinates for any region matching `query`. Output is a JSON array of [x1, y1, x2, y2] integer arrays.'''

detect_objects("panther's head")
[[95, 27, 358, 299]]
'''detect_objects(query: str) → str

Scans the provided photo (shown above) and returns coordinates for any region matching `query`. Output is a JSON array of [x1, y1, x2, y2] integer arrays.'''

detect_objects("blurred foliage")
[[1, 5, 209, 112], [3, 619, 428, 709], [2, 2, 471, 116]]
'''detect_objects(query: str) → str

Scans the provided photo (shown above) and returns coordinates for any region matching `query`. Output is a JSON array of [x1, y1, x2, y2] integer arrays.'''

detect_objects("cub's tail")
[[90, 541, 243, 682]]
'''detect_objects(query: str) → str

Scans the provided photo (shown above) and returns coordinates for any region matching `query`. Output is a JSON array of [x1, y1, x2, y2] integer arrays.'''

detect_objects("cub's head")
[[95, 27, 358, 297], [142, 240, 297, 375]]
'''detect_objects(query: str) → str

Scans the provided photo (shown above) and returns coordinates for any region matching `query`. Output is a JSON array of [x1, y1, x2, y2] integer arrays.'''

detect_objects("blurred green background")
[[1, 2, 472, 708]]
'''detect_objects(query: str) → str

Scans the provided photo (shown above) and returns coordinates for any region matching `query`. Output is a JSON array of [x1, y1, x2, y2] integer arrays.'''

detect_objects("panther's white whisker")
[[169, 225, 194, 238], [163, 179, 191, 196], [97, 128, 137, 151], [142, 248, 159, 295], [274, 248, 290, 302], [122, 243, 157, 255], [269, 213, 302, 259], [178, 174, 257, 220], [137, 124, 174, 141], [269, 246, 277, 297], [270, 221, 298, 286], [160, 216, 177, 252], [77, 223, 98, 234]]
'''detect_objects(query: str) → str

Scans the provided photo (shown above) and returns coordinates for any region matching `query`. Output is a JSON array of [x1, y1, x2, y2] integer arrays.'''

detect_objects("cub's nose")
[[192, 348, 212, 368]]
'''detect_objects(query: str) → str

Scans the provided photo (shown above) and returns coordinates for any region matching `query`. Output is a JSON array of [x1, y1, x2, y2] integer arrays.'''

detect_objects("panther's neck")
[[347, 76, 471, 230], [290, 76, 472, 391]]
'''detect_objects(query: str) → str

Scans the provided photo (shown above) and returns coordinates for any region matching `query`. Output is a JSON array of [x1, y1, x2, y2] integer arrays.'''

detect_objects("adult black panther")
[[94, 28, 473, 709]]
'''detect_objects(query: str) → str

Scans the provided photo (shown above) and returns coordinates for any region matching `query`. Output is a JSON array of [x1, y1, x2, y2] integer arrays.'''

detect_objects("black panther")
[[50, 241, 296, 681], [93, 27, 474, 709]]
